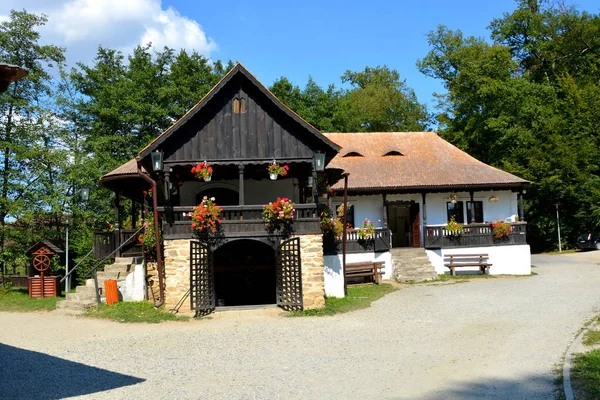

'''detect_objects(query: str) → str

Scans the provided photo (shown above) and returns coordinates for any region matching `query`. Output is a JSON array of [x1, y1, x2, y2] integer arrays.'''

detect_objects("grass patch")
[[582, 330, 600, 346], [0, 288, 62, 312], [289, 283, 396, 317], [85, 301, 189, 323], [571, 349, 600, 399]]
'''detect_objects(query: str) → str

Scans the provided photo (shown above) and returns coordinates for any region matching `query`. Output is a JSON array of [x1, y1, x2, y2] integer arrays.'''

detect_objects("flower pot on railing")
[[269, 173, 277, 181]]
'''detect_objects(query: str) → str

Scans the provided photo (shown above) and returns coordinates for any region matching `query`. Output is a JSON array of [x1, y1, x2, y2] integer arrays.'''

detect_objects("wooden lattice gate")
[[276, 237, 303, 311], [190, 240, 215, 316]]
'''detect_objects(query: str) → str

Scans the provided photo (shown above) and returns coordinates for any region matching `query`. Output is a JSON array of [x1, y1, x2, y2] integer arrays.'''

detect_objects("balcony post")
[[519, 190, 525, 222], [469, 190, 475, 224], [421, 192, 427, 247], [238, 165, 245, 205], [382, 194, 388, 228]]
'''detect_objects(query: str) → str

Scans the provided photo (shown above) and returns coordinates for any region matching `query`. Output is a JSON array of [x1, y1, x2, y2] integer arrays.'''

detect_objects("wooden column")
[[238, 165, 245, 205], [469, 190, 475, 224], [519, 190, 525, 222], [312, 167, 318, 204], [114, 192, 121, 230], [164, 171, 171, 200], [422, 192, 427, 247], [131, 200, 137, 228], [382, 194, 388, 228]]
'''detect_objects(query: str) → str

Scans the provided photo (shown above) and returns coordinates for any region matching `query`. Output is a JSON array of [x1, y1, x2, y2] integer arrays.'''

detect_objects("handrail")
[[60, 248, 94, 283], [84, 225, 145, 279]]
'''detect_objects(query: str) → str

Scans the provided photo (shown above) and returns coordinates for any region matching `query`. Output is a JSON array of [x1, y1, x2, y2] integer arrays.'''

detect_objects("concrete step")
[[66, 292, 95, 302], [76, 285, 97, 295], [96, 271, 122, 281], [113, 257, 143, 265], [56, 299, 96, 312], [104, 264, 131, 273]]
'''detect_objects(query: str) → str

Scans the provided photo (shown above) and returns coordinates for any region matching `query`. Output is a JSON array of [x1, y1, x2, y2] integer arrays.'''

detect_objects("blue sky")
[[3, 0, 599, 109], [169, 0, 600, 108]]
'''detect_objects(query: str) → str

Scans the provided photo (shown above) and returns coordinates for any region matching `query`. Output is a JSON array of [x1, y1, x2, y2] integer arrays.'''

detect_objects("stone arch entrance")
[[213, 239, 276, 306]]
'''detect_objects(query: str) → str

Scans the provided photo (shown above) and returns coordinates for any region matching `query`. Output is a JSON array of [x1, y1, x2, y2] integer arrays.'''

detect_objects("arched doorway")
[[213, 240, 276, 306], [196, 187, 238, 206]]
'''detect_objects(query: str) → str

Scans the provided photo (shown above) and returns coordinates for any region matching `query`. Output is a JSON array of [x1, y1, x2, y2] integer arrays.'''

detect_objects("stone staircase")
[[391, 248, 439, 283], [55, 257, 142, 314]]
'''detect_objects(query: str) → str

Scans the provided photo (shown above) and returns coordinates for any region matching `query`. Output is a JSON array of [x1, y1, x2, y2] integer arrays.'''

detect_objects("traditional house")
[[65, 63, 530, 316]]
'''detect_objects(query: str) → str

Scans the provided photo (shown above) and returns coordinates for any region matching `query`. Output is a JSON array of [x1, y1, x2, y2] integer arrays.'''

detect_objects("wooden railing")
[[323, 228, 392, 255], [424, 222, 527, 249], [159, 204, 321, 239], [93, 229, 143, 259]]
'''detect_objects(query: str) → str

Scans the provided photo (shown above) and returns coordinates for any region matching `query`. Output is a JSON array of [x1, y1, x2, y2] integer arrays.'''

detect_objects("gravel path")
[[2, 251, 600, 399]]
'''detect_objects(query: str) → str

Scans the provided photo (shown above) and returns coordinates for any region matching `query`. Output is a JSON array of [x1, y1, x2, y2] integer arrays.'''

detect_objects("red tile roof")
[[325, 132, 528, 191]]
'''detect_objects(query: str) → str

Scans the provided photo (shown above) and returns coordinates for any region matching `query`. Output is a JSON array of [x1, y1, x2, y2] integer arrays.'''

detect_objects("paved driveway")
[[2, 251, 600, 399]]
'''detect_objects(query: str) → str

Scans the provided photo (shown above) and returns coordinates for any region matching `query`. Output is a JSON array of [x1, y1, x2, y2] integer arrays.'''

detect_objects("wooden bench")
[[344, 261, 386, 284], [444, 254, 491, 276]]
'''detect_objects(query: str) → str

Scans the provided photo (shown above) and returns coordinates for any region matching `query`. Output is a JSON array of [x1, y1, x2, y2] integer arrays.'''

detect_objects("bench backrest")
[[444, 254, 489, 264]]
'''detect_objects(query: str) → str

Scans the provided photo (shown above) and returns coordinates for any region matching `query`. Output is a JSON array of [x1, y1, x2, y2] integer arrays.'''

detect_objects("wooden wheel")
[[32, 254, 51, 272]]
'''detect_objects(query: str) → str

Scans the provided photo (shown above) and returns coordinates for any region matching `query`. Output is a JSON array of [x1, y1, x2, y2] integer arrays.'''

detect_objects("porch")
[[424, 222, 527, 249], [159, 203, 321, 239]]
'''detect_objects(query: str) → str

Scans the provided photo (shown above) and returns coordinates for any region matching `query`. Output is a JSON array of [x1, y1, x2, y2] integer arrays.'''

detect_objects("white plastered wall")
[[426, 245, 531, 275], [323, 252, 393, 298]]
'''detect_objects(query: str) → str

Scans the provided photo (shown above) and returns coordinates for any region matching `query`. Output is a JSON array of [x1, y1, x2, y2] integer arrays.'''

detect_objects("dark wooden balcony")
[[159, 204, 321, 240], [323, 229, 392, 255], [424, 222, 527, 249]]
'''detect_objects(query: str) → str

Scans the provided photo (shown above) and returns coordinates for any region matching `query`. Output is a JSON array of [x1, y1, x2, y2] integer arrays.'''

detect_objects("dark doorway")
[[196, 187, 238, 206], [387, 202, 421, 248], [213, 240, 276, 306]]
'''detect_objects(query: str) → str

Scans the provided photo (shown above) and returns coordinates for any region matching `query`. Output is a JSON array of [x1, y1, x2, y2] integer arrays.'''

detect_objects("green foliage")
[[418, 3, 600, 251], [582, 329, 600, 346], [445, 215, 463, 237], [270, 66, 429, 132], [289, 283, 396, 317], [0, 288, 62, 312], [85, 301, 189, 323], [571, 349, 600, 399]]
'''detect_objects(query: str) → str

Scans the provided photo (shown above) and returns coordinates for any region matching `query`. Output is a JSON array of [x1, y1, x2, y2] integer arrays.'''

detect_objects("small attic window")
[[383, 150, 403, 157], [343, 151, 364, 157], [233, 98, 240, 113]]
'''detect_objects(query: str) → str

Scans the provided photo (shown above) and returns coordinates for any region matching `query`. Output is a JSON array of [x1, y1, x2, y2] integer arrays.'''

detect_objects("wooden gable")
[[138, 63, 339, 167]]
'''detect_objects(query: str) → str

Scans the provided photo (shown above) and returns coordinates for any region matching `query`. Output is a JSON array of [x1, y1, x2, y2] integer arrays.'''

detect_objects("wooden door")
[[410, 203, 421, 248]]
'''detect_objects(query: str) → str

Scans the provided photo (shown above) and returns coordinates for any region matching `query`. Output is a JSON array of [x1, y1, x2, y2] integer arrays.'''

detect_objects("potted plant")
[[262, 197, 295, 234], [491, 221, 511, 240], [357, 219, 376, 240], [445, 215, 463, 238], [267, 161, 289, 180], [191, 196, 223, 235], [191, 161, 213, 182]]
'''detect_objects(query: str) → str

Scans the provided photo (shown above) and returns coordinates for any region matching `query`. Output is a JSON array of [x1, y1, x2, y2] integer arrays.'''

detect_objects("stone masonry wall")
[[163, 239, 192, 314], [157, 235, 326, 313], [297, 234, 325, 310]]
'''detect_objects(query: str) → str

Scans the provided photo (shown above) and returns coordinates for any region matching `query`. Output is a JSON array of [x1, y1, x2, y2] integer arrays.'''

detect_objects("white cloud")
[[1, 0, 217, 65]]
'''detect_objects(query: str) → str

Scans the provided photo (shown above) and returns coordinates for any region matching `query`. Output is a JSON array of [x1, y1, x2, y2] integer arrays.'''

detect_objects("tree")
[[0, 10, 65, 270], [417, 1, 600, 251], [341, 66, 430, 132]]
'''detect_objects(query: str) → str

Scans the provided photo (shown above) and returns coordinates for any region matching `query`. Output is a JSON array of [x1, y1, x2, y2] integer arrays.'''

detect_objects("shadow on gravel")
[[0, 343, 144, 399], [424, 375, 555, 400]]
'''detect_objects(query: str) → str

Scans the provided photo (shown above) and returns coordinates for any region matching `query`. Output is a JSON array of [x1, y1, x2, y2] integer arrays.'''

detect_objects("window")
[[467, 201, 484, 223], [447, 201, 464, 224], [233, 97, 247, 114], [383, 150, 403, 156], [335, 204, 355, 228], [343, 151, 363, 157]]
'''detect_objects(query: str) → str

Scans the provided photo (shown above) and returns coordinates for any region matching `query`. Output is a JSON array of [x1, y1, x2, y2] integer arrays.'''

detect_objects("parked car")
[[577, 233, 600, 250]]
